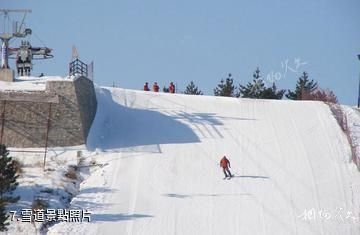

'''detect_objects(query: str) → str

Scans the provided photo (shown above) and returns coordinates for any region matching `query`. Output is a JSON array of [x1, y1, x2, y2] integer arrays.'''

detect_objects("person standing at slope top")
[[153, 82, 160, 92], [220, 156, 233, 178], [169, 82, 175, 93], [144, 82, 150, 91]]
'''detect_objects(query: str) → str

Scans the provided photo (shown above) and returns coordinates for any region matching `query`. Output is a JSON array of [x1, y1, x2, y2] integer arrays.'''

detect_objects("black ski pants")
[[223, 167, 232, 177]]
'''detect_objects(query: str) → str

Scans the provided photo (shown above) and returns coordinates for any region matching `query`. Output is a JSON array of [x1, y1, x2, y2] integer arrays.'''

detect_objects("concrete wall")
[[0, 76, 97, 147], [0, 68, 14, 82], [73, 77, 98, 142]]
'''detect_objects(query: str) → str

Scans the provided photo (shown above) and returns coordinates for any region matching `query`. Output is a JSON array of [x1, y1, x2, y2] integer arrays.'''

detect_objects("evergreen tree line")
[[183, 68, 337, 103]]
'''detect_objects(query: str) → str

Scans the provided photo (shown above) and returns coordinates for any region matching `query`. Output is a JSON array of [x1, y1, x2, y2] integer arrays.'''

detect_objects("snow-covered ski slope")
[[49, 87, 360, 235]]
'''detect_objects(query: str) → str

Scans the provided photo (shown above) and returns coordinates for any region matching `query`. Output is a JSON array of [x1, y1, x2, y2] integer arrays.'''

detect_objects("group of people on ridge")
[[143, 82, 175, 93]]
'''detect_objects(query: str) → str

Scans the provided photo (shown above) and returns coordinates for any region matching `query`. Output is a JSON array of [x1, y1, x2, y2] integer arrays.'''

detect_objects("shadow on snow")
[[90, 213, 153, 222], [233, 175, 270, 179], [86, 88, 200, 151], [163, 193, 252, 199]]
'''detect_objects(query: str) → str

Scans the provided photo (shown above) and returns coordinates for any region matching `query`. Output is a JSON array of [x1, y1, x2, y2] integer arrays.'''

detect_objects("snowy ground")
[[3, 145, 104, 234], [0, 76, 75, 92], [39, 87, 360, 235]]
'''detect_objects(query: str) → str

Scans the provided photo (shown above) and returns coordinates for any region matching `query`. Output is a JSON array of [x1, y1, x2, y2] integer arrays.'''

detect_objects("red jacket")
[[169, 84, 175, 93], [220, 157, 230, 168], [144, 84, 150, 91], [153, 84, 159, 92]]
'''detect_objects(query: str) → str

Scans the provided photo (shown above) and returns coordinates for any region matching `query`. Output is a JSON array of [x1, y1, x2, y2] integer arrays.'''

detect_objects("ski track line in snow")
[[316, 105, 352, 234], [126, 145, 143, 233], [290, 193, 299, 235], [225, 102, 274, 234], [235, 134, 289, 233], [320, 107, 355, 234], [317, 108, 349, 206], [234, 98, 250, 235], [291, 115, 325, 235], [253, 101, 269, 235], [279, 110, 298, 235], [268, 103, 296, 235], [234, 119, 315, 232], [104, 143, 144, 234], [230, 104, 315, 234]]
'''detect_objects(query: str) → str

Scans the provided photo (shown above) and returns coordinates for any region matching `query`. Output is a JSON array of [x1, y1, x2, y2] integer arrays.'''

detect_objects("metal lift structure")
[[0, 9, 53, 78]]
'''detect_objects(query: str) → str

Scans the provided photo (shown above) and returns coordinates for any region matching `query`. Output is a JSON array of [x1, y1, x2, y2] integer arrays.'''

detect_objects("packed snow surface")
[[0, 76, 73, 91], [48, 87, 360, 235]]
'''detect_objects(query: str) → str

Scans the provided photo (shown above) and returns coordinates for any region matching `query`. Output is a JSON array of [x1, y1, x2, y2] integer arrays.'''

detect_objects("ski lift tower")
[[0, 9, 32, 82]]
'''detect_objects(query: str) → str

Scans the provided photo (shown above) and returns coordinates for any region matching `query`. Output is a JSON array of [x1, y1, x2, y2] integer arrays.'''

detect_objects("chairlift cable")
[[33, 31, 47, 48]]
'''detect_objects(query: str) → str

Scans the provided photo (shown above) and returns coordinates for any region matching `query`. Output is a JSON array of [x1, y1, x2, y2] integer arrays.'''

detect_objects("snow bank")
[[342, 106, 360, 170], [5, 146, 98, 234]]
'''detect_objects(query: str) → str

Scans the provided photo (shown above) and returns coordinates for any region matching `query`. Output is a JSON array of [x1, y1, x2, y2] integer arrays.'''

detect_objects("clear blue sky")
[[2, 0, 360, 104]]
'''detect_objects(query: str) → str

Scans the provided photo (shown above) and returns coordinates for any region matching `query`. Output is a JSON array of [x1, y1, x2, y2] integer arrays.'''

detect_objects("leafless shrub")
[[329, 104, 359, 170], [300, 88, 312, 100], [312, 88, 338, 103], [64, 165, 78, 180], [12, 159, 24, 175], [302, 87, 338, 104], [330, 104, 347, 131]]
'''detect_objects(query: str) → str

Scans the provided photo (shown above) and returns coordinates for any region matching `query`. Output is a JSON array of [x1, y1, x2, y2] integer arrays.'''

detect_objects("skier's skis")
[[227, 174, 234, 180], [223, 175, 234, 180]]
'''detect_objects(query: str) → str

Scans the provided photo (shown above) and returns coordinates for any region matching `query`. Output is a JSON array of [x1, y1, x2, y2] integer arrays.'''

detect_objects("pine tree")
[[214, 73, 236, 97], [261, 83, 286, 99], [0, 199, 9, 232], [0, 144, 19, 231], [286, 72, 318, 100], [184, 81, 203, 95], [238, 68, 265, 98], [237, 68, 285, 99]]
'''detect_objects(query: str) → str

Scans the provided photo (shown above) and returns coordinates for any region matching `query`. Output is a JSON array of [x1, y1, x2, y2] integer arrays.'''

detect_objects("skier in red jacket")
[[220, 156, 233, 178]]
